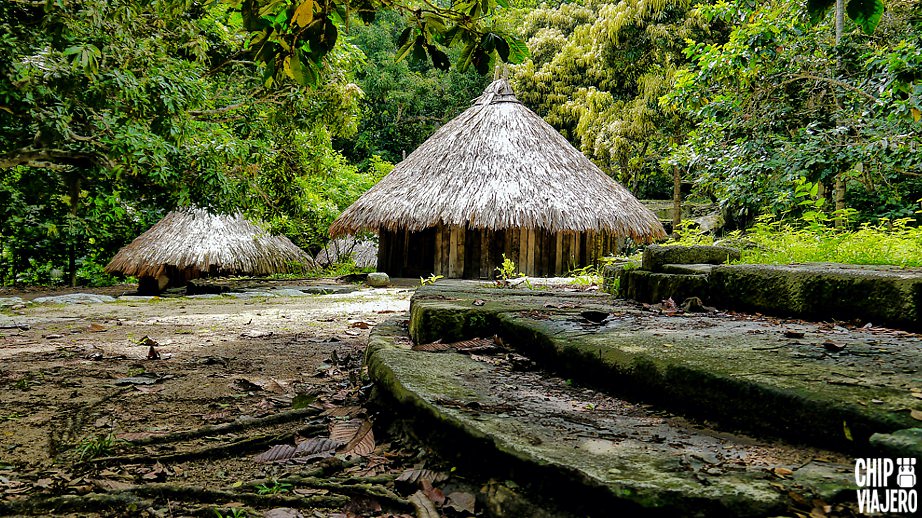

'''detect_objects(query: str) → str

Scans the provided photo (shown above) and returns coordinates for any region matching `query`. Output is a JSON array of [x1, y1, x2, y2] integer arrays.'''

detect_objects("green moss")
[[408, 286, 921, 451]]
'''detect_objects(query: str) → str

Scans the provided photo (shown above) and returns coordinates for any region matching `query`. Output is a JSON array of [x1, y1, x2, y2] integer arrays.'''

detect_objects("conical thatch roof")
[[106, 208, 314, 278], [314, 237, 378, 269], [329, 79, 665, 241]]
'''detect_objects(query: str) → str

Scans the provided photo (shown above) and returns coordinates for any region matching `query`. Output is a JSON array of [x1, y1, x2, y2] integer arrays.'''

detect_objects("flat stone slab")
[[0, 297, 25, 307], [269, 288, 311, 297], [31, 293, 116, 305], [619, 270, 709, 304], [660, 263, 716, 275], [368, 320, 855, 515], [226, 291, 277, 298], [281, 285, 357, 295], [408, 285, 922, 450], [642, 245, 740, 272], [709, 263, 922, 330]]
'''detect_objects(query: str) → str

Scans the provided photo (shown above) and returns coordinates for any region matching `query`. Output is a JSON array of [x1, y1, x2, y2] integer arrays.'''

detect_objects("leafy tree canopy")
[[665, 0, 921, 225]]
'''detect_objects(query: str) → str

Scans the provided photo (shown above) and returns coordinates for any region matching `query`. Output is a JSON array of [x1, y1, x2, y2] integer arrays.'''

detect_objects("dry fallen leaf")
[[295, 437, 341, 456], [137, 336, 159, 347], [264, 508, 304, 518], [446, 491, 477, 514], [241, 329, 273, 338], [910, 409, 922, 421], [822, 341, 846, 352], [330, 419, 375, 456], [412, 336, 499, 353], [772, 467, 794, 478], [254, 444, 297, 464], [396, 468, 448, 485], [421, 479, 446, 506], [408, 490, 439, 518]]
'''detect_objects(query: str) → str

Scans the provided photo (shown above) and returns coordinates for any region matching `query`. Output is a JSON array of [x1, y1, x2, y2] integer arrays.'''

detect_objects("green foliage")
[[494, 253, 525, 287], [739, 217, 922, 266], [255, 479, 292, 495], [0, 0, 373, 285], [419, 274, 444, 286], [214, 508, 248, 518], [666, 0, 922, 227], [241, 0, 528, 86], [340, 11, 491, 166], [674, 179, 922, 267], [510, 0, 723, 197], [807, 0, 886, 34], [567, 264, 602, 287], [75, 433, 115, 461]]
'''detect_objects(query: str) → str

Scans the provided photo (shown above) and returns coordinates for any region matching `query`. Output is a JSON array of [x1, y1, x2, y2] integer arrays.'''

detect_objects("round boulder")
[[366, 272, 390, 288]]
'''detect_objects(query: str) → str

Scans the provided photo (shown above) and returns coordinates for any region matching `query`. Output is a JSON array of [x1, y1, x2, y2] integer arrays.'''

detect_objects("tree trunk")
[[835, 0, 845, 44], [833, 0, 845, 228], [67, 176, 81, 287], [672, 164, 682, 238], [834, 176, 846, 228]]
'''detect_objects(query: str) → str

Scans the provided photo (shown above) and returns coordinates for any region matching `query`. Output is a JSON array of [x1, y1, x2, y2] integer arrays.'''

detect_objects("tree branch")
[[0, 147, 114, 170], [786, 73, 878, 103], [189, 102, 247, 117]]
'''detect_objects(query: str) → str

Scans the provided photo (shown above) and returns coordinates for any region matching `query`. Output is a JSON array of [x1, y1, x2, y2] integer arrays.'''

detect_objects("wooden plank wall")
[[412, 225, 621, 279]]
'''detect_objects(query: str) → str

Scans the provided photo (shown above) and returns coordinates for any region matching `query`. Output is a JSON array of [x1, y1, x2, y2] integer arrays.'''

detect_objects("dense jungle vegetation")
[[1, 0, 920, 286]]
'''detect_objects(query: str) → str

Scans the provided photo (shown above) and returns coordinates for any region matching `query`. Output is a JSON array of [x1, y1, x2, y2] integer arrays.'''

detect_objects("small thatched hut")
[[314, 237, 378, 269], [329, 79, 666, 278], [106, 207, 314, 293]]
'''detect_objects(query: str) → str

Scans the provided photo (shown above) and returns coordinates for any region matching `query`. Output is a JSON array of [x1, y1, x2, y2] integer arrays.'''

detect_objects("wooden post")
[[480, 231, 490, 279], [377, 231, 389, 274], [434, 226, 443, 276], [516, 228, 526, 274], [448, 226, 457, 277], [526, 229, 536, 276], [554, 233, 563, 275]]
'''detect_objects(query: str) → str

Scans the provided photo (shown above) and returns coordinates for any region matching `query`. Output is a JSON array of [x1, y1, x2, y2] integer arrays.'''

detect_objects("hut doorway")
[[377, 228, 436, 278]]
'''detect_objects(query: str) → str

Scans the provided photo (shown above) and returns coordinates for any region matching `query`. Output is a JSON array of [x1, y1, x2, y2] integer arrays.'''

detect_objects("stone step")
[[407, 284, 921, 451], [368, 318, 857, 516]]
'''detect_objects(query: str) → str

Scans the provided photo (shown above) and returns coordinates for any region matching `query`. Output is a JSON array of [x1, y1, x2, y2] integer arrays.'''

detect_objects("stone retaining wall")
[[613, 246, 922, 330]]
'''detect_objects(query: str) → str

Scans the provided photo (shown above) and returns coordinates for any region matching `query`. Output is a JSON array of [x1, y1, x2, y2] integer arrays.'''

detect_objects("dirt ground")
[[0, 280, 474, 517]]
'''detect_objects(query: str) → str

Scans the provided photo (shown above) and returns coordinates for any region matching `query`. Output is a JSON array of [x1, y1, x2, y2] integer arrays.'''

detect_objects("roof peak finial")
[[474, 76, 518, 106]]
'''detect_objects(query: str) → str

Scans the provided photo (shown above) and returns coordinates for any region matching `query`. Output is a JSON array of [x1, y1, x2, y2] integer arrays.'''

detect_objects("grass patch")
[[675, 217, 922, 267]]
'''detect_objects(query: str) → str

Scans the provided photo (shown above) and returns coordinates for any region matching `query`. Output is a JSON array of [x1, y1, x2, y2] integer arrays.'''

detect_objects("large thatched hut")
[[106, 207, 314, 293], [329, 79, 666, 278]]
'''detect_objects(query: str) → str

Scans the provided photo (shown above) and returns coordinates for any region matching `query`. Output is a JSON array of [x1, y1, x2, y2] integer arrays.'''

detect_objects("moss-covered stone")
[[660, 264, 716, 275], [367, 316, 857, 516], [869, 428, 922, 458], [642, 245, 741, 272], [618, 270, 709, 304], [709, 263, 922, 330], [407, 285, 922, 452]]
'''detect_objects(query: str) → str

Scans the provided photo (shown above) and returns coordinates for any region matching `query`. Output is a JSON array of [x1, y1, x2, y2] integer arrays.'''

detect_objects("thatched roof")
[[106, 208, 314, 278], [314, 237, 377, 269], [329, 79, 665, 241]]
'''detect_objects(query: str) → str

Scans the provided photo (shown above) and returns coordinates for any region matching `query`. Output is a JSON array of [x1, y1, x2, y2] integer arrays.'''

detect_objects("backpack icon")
[[897, 458, 916, 489]]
